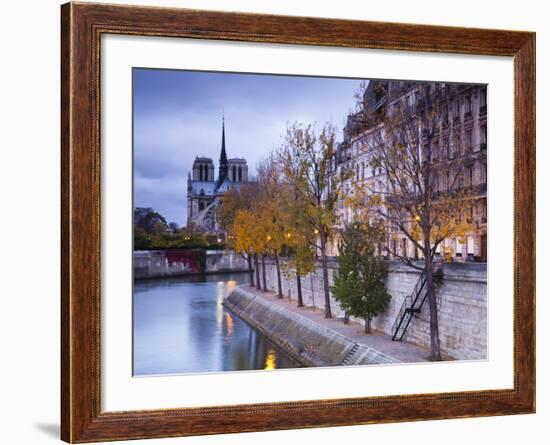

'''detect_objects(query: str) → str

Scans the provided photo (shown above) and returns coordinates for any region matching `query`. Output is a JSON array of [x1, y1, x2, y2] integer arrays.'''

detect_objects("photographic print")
[[61, 5, 535, 440], [132, 68, 488, 376]]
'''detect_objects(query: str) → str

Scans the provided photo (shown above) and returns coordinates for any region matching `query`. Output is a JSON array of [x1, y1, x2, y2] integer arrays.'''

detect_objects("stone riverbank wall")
[[134, 250, 248, 279], [224, 287, 398, 367], [261, 259, 486, 361]]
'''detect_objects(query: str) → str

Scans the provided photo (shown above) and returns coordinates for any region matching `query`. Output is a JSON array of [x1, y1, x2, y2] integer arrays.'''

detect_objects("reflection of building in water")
[[187, 117, 250, 233]]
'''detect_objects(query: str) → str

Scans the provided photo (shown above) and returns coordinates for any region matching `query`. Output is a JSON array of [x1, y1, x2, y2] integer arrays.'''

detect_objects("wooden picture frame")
[[61, 2, 535, 442]]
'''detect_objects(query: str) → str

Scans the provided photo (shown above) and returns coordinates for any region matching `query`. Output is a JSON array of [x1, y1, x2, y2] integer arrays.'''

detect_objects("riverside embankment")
[[134, 249, 248, 279], [223, 286, 429, 367], [260, 259, 487, 361]]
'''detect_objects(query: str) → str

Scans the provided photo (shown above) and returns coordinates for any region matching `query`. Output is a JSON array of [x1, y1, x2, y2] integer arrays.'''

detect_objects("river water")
[[133, 273, 300, 376]]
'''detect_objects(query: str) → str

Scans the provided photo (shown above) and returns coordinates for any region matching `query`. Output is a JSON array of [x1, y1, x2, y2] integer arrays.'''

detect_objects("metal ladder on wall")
[[391, 270, 429, 341]]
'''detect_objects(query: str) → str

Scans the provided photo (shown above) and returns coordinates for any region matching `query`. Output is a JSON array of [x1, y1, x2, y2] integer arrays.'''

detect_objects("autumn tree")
[[331, 222, 390, 333], [232, 210, 258, 287], [248, 208, 268, 292], [353, 81, 475, 359], [279, 123, 349, 318], [256, 155, 290, 298], [280, 177, 317, 307], [285, 236, 316, 307], [217, 183, 260, 231], [217, 183, 263, 287]]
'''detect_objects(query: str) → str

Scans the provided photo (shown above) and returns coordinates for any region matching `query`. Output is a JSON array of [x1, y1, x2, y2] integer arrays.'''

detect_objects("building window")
[[199, 164, 203, 181], [454, 100, 460, 116], [458, 170, 464, 189], [480, 125, 487, 146], [481, 163, 487, 185], [467, 236, 475, 255], [199, 202, 205, 211], [456, 238, 463, 257], [465, 95, 472, 113], [442, 104, 449, 125], [480, 89, 487, 107], [238, 166, 242, 181], [453, 134, 460, 158], [465, 129, 473, 151], [443, 138, 449, 159], [468, 166, 473, 187]]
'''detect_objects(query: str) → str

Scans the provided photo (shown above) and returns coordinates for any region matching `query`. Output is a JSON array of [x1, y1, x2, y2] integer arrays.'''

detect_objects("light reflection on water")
[[264, 350, 276, 370], [133, 273, 300, 376]]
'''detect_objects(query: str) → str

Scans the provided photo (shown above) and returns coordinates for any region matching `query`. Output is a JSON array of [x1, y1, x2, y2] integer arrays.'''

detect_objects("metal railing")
[[391, 270, 428, 341]]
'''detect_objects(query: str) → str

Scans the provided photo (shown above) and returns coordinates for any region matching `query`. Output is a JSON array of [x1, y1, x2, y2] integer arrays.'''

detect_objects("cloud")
[[134, 69, 363, 225]]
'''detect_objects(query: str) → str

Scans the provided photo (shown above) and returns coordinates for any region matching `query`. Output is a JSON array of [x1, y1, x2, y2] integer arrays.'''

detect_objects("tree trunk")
[[364, 316, 371, 334], [261, 254, 267, 292], [254, 254, 261, 290], [320, 233, 332, 318], [247, 254, 254, 287], [296, 272, 303, 307], [424, 236, 441, 360], [274, 251, 283, 298]]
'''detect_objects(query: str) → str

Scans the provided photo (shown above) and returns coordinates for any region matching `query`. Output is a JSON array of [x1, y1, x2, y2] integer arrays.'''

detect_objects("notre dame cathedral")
[[186, 117, 249, 232]]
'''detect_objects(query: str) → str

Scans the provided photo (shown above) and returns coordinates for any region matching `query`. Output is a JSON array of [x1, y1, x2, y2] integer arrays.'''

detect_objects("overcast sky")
[[133, 68, 364, 226]]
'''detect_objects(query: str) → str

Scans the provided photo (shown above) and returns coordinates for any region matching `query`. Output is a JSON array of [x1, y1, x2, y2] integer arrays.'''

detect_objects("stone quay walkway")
[[239, 285, 431, 364]]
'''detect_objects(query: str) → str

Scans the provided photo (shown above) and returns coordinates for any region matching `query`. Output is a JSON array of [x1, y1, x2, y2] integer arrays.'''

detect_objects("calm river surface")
[[133, 273, 300, 376]]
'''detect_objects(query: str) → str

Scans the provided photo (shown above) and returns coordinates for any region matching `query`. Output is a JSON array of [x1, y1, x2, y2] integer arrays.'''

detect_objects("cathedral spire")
[[218, 114, 228, 186], [220, 114, 228, 165]]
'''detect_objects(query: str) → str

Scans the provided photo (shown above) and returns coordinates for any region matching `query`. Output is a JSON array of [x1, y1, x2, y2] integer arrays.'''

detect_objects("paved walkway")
[[240, 285, 432, 363]]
